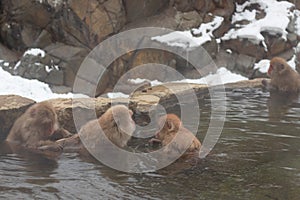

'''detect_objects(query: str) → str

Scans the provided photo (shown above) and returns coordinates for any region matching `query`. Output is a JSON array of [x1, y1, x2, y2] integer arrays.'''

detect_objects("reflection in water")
[[267, 91, 300, 121], [0, 88, 300, 199]]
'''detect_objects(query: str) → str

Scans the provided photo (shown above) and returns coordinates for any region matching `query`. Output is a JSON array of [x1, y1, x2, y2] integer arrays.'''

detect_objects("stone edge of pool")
[[0, 78, 265, 139]]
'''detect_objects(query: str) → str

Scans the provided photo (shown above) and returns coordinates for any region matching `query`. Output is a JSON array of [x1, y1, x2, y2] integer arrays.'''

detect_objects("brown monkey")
[[151, 114, 201, 155], [262, 57, 300, 93], [6, 102, 71, 151], [51, 105, 136, 154]]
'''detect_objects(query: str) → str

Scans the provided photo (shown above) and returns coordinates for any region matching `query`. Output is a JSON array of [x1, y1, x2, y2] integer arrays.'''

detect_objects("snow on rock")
[[24, 48, 46, 57], [107, 92, 129, 99], [295, 10, 300, 36], [176, 67, 248, 86], [152, 16, 223, 48], [222, 0, 294, 45], [129, 68, 247, 87], [128, 78, 162, 86], [254, 59, 270, 73], [0, 67, 86, 102], [287, 55, 296, 70]]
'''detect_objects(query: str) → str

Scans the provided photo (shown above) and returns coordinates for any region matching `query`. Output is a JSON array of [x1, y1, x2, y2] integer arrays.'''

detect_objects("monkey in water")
[[6, 101, 72, 154], [49, 105, 136, 155], [150, 114, 201, 157], [262, 57, 300, 93]]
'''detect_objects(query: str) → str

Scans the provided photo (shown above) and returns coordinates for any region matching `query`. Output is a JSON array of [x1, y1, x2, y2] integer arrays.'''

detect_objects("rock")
[[129, 49, 175, 79], [48, 97, 127, 133], [235, 54, 256, 75], [212, 0, 235, 19], [13, 50, 67, 86], [215, 49, 237, 71], [0, 95, 35, 141], [44, 43, 89, 87], [123, 7, 178, 30], [50, 85, 72, 94], [221, 39, 267, 60], [0, 43, 18, 62], [0, 0, 52, 50], [215, 50, 256, 78], [174, 0, 197, 12], [45, 69, 64, 85], [69, 0, 125, 43], [265, 35, 291, 57], [287, 33, 298, 46], [32, 30, 54, 49], [124, 0, 169, 22], [175, 11, 203, 30]]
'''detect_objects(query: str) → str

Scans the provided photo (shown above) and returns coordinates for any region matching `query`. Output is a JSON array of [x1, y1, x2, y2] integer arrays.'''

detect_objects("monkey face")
[[30, 104, 58, 137], [112, 107, 136, 137], [268, 57, 288, 77], [155, 115, 179, 142]]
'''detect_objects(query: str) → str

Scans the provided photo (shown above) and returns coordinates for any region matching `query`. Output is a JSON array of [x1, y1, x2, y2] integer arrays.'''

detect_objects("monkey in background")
[[6, 101, 72, 156], [150, 114, 201, 158], [45, 105, 136, 155], [262, 57, 300, 93]]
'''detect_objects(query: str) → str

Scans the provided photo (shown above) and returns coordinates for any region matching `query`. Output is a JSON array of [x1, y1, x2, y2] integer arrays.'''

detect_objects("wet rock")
[[0, 95, 35, 141]]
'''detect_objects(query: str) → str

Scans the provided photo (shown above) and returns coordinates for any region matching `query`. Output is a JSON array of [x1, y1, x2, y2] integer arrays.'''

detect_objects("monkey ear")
[[166, 120, 175, 131], [278, 63, 286, 74], [115, 117, 120, 126]]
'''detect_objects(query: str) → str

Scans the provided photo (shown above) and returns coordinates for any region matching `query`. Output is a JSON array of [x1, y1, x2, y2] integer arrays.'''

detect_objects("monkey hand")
[[148, 138, 161, 144], [37, 142, 64, 153]]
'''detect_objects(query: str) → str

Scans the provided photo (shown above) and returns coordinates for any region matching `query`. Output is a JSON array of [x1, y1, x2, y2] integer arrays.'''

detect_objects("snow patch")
[[176, 67, 248, 86], [222, 0, 294, 46], [152, 16, 223, 48], [0, 67, 86, 102], [128, 78, 162, 86], [24, 48, 46, 57], [254, 59, 270, 73], [107, 92, 129, 99]]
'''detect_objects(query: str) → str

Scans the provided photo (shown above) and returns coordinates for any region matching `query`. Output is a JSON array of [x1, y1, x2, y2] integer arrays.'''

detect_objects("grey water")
[[0, 88, 300, 199]]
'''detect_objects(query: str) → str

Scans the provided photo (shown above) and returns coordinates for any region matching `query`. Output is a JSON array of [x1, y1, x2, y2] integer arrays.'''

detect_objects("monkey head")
[[268, 57, 289, 77], [29, 102, 59, 137]]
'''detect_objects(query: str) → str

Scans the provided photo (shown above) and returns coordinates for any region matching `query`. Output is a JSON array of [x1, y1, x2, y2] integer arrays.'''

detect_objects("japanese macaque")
[[262, 57, 300, 93], [6, 102, 72, 153], [151, 114, 201, 155], [52, 105, 136, 154]]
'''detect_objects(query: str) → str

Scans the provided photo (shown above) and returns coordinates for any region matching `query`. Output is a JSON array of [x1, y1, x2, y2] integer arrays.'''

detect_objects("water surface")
[[1, 88, 299, 199]]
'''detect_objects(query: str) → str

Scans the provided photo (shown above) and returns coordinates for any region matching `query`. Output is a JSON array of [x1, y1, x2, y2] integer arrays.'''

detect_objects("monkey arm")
[[262, 79, 277, 91], [148, 138, 161, 144], [50, 128, 73, 141]]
